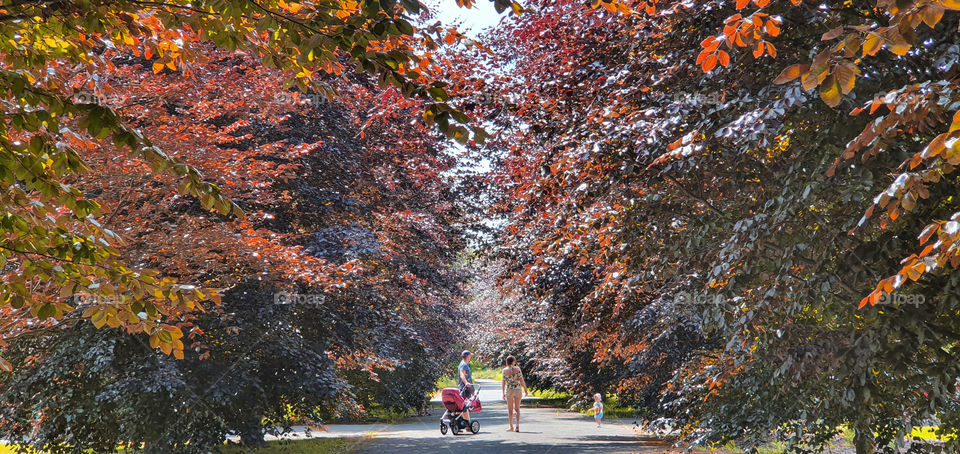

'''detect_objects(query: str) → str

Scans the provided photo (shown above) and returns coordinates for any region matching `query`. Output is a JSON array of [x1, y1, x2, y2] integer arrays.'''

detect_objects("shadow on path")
[[352, 401, 675, 454]]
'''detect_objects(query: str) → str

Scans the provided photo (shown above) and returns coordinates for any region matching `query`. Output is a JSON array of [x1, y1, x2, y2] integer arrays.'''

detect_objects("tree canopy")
[[473, 0, 960, 451], [7, 0, 960, 451], [0, 0, 505, 364]]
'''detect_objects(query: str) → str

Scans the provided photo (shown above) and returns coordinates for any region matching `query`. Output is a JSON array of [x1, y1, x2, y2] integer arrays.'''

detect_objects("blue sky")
[[426, 0, 506, 37]]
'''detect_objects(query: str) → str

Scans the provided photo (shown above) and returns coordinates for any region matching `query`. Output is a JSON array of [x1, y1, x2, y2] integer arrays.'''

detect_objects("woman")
[[501, 355, 528, 432]]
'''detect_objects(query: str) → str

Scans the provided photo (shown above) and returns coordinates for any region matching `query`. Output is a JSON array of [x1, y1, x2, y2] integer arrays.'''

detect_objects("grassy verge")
[[358, 406, 416, 424], [525, 388, 571, 408], [435, 364, 503, 389], [689, 427, 951, 453], [0, 438, 368, 454], [560, 393, 638, 421], [219, 438, 366, 454]]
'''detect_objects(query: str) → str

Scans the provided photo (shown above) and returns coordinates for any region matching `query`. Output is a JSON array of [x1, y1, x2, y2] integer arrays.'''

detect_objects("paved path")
[[297, 379, 676, 453]]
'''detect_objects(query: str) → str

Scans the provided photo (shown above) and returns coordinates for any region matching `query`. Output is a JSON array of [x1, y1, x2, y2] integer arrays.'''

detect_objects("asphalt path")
[[303, 379, 677, 453]]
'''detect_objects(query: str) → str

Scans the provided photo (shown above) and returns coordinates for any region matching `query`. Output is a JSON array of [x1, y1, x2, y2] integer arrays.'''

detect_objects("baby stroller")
[[439, 385, 482, 435]]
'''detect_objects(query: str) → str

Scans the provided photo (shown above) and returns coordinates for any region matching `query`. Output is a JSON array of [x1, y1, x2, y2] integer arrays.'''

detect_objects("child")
[[590, 393, 604, 428]]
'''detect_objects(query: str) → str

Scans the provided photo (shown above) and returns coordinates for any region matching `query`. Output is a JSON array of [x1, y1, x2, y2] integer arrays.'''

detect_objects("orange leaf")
[[862, 32, 883, 56], [696, 49, 710, 65], [717, 50, 730, 67], [950, 110, 960, 132], [922, 4, 945, 27], [765, 41, 777, 58], [822, 27, 844, 41], [766, 20, 780, 37], [835, 63, 856, 94], [819, 73, 841, 107], [906, 261, 926, 281], [941, 0, 960, 11], [703, 53, 718, 72], [733, 33, 747, 47], [773, 64, 807, 84], [921, 133, 947, 159], [918, 223, 940, 244]]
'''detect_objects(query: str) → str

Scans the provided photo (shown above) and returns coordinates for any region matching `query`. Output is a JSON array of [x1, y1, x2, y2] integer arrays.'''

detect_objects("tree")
[[475, 0, 960, 451], [0, 49, 469, 451], [0, 0, 514, 361]]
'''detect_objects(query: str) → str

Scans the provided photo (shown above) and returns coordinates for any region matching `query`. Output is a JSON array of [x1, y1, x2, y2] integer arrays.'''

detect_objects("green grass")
[[688, 427, 953, 453], [523, 388, 571, 408], [0, 438, 367, 454], [359, 406, 415, 424], [218, 438, 365, 454], [530, 388, 570, 399], [572, 394, 638, 421], [435, 364, 503, 389], [472, 365, 504, 380]]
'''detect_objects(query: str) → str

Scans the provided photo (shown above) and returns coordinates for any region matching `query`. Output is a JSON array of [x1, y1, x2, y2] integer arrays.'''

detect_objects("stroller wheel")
[[440, 422, 448, 435], [450, 421, 461, 435], [470, 420, 480, 434]]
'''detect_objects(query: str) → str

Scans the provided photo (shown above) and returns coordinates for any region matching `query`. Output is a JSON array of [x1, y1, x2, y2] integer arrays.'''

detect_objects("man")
[[458, 350, 474, 420]]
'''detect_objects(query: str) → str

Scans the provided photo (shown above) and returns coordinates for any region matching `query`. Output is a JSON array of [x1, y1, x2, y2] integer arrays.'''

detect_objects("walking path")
[[276, 379, 677, 453]]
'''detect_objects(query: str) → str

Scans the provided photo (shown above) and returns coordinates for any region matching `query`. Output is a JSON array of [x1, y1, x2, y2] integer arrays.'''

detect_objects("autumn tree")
[[475, 0, 960, 451], [0, 0, 523, 364], [0, 47, 471, 451]]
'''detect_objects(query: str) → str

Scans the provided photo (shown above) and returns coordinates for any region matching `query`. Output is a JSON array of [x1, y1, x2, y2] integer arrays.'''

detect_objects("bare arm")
[[502, 368, 507, 395], [520, 371, 528, 395]]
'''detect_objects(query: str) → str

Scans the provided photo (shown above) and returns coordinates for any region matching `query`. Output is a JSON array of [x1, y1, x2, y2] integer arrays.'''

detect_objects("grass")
[[525, 388, 571, 408], [359, 406, 415, 424], [688, 427, 953, 453], [571, 393, 638, 421], [218, 438, 366, 454], [0, 438, 367, 454], [435, 363, 503, 389]]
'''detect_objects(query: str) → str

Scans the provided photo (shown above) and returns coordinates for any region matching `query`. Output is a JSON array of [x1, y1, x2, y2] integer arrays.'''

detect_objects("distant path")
[[304, 379, 678, 453]]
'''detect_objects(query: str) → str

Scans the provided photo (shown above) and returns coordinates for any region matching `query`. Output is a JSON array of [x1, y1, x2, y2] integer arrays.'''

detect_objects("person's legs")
[[511, 393, 522, 431], [460, 386, 472, 421], [506, 394, 515, 431]]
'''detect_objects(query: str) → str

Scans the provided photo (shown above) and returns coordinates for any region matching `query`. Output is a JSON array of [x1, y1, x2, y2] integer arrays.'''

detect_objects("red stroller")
[[439, 385, 482, 435]]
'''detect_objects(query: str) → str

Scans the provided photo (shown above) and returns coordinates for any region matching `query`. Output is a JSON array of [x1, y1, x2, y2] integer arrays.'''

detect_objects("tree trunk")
[[853, 423, 876, 454], [238, 416, 266, 448]]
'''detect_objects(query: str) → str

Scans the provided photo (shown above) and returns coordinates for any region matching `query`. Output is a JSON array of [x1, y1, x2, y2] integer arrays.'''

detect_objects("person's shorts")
[[460, 385, 473, 399], [594, 412, 603, 420], [505, 388, 523, 399]]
